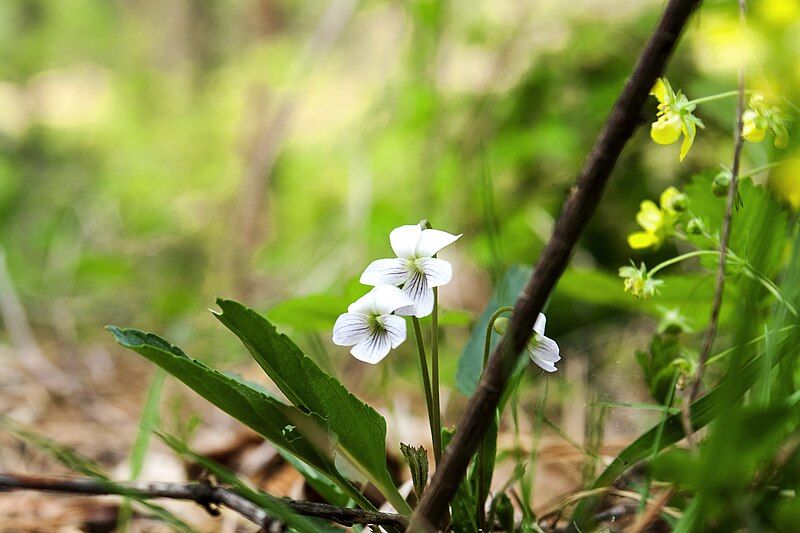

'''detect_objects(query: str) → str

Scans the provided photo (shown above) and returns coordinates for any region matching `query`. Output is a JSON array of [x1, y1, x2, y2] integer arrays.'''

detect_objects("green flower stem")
[[431, 289, 442, 466], [483, 307, 516, 366], [686, 90, 748, 106], [647, 250, 722, 276], [476, 306, 514, 528], [412, 316, 437, 461], [647, 248, 797, 317], [740, 161, 781, 179]]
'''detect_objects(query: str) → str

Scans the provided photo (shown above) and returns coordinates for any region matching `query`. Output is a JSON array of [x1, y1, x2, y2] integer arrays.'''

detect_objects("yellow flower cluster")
[[742, 94, 790, 148], [619, 263, 663, 299], [650, 78, 704, 161], [627, 187, 686, 250]]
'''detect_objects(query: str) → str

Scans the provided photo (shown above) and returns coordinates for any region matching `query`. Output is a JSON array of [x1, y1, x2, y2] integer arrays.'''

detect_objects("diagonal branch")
[[409, 0, 703, 530], [0, 472, 408, 529]]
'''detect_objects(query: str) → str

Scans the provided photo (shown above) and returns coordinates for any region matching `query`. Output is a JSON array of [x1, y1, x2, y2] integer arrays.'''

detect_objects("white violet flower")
[[360, 224, 461, 318], [332, 284, 413, 364], [528, 313, 560, 372], [494, 313, 560, 372]]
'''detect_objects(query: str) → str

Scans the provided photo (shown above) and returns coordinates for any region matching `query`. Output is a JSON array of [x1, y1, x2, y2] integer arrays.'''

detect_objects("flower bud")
[[686, 217, 704, 235], [663, 191, 688, 212], [712, 170, 732, 197], [492, 317, 509, 335], [658, 308, 691, 334]]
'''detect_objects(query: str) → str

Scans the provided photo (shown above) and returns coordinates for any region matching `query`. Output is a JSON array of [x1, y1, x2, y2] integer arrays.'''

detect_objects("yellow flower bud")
[[650, 114, 682, 145], [742, 109, 766, 143]]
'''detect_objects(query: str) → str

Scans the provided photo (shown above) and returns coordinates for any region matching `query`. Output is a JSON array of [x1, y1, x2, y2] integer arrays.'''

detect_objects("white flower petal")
[[390, 225, 423, 260], [415, 229, 461, 258], [529, 335, 560, 372], [533, 313, 547, 336], [347, 285, 413, 316], [381, 315, 407, 348], [372, 284, 415, 315], [417, 257, 452, 288], [347, 289, 378, 315], [360, 258, 410, 287], [533, 358, 558, 373], [332, 313, 371, 346], [350, 331, 392, 364], [400, 271, 434, 317]]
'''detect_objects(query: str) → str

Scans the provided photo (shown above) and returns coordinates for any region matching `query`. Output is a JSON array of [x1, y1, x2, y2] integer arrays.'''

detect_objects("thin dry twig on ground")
[[0, 473, 408, 529], [409, 0, 703, 530], [681, 0, 747, 450]]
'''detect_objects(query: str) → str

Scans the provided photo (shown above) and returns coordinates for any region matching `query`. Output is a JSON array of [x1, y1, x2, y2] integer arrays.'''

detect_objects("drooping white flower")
[[528, 313, 560, 373], [493, 313, 560, 373], [360, 224, 461, 318], [332, 285, 413, 364]]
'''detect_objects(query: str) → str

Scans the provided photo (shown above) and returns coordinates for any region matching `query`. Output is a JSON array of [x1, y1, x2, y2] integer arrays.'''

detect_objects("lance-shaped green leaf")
[[212, 299, 410, 515], [106, 326, 374, 511]]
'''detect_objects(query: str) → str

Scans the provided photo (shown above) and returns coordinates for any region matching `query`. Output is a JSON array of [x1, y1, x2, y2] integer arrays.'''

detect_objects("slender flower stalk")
[[686, 90, 743, 106], [430, 288, 442, 465], [476, 306, 514, 528], [412, 316, 437, 460]]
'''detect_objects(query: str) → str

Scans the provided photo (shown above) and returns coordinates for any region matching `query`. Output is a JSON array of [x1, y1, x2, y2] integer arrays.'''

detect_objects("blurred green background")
[[0, 0, 798, 375]]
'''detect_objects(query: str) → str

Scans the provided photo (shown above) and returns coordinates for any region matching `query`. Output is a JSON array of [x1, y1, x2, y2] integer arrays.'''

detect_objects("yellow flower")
[[649, 78, 704, 161], [743, 110, 766, 143], [744, 93, 790, 147], [619, 263, 664, 299], [659, 186, 687, 213], [651, 113, 682, 145], [627, 187, 684, 250], [628, 200, 666, 249]]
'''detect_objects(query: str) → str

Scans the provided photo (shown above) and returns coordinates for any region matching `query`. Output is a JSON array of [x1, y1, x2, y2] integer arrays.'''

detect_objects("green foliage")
[[488, 492, 515, 533], [400, 443, 429, 500], [571, 329, 797, 528], [635, 334, 682, 404], [107, 325, 379, 512], [118, 369, 166, 530], [456, 265, 530, 396], [442, 428, 479, 533], [212, 299, 409, 514]]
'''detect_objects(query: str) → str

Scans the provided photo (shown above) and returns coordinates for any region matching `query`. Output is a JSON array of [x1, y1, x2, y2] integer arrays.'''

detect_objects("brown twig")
[[0, 472, 408, 529], [408, 1, 703, 530], [625, 488, 675, 533], [682, 0, 747, 449]]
